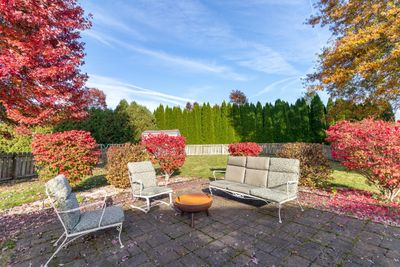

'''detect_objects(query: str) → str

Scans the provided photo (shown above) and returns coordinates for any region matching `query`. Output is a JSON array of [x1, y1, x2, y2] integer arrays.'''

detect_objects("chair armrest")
[[132, 180, 143, 195], [212, 170, 226, 180]]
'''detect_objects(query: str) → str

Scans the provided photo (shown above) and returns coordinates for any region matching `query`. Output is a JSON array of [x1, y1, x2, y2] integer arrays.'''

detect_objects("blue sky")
[[80, 0, 332, 111]]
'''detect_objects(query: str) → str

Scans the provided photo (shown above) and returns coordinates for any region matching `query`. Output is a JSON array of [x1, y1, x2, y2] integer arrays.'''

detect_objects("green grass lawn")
[[178, 155, 228, 179], [327, 161, 378, 192], [0, 155, 377, 211], [0, 168, 107, 210]]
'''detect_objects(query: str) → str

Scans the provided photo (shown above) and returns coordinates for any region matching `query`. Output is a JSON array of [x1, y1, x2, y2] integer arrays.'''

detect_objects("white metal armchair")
[[44, 174, 124, 267], [128, 161, 173, 213]]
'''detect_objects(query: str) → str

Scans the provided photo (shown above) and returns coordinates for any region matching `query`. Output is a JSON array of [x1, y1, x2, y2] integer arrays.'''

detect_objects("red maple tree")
[[141, 134, 186, 183], [327, 119, 400, 202], [86, 88, 107, 110], [0, 0, 92, 126], [32, 130, 99, 184]]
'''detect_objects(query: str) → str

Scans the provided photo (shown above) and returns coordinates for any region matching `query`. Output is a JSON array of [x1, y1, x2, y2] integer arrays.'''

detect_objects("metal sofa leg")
[[296, 198, 304, 212], [278, 203, 282, 223], [145, 198, 150, 213], [117, 224, 124, 248]]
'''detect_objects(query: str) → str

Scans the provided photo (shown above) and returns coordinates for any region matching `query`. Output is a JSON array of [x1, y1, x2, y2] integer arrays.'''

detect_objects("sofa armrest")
[[286, 180, 298, 194], [212, 170, 226, 180]]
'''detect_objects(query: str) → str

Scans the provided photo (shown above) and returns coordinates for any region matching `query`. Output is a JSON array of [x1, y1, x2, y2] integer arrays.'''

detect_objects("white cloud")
[[228, 43, 300, 76], [92, 12, 146, 40], [87, 74, 196, 110], [117, 1, 299, 76], [252, 76, 300, 98], [82, 31, 113, 47]]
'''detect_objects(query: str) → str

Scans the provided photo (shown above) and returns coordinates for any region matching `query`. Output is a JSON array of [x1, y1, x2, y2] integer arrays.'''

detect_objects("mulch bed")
[[299, 187, 400, 227]]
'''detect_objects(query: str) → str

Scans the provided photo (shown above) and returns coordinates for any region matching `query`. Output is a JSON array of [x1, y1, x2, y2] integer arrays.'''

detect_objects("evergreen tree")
[[218, 101, 233, 144], [201, 103, 215, 144], [273, 99, 290, 142], [263, 103, 274, 142], [255, 102, 264, 143], [154, 105, 166, 129], [192, 103, 202, 144], [212, 104, 222, 143], [231, 103, 242, 141], [293, 98, 312, 142], [310, 94, 327, 143], [164, 106, 174, 129]]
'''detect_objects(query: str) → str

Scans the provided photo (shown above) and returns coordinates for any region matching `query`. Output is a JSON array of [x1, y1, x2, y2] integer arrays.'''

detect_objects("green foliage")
[[106, 143, 149, 188], [326, 98, 395, 125], [278, 142, 333, 187], [56, 100, 156, 144], [154, 95, 333, 144], [0, 124, 52, 153], [115, 100, 156, 142], [55, 108, 133, 144], [310, 94, 327, 143]]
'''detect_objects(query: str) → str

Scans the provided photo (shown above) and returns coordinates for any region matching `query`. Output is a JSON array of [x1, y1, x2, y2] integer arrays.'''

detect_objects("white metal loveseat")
[[128, 161, 173, 213], [209, 156, 303, 223], [45, 174, 124, 266]]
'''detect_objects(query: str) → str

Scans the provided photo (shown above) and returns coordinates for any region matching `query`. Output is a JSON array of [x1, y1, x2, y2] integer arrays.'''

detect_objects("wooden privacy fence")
[[186, 143, 334, 160], [0, 153, 36, 182]]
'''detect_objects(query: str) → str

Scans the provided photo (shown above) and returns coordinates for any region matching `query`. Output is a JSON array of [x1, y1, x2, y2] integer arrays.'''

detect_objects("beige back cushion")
[[267, 157, 300, 190], [225, 156, 246, 183], [244, 157, 269, 187]]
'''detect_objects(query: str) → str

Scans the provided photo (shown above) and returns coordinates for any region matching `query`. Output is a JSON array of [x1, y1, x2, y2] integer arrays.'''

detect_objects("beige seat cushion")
[[250, 188, 296, 203], [227, 183, 258, 194]]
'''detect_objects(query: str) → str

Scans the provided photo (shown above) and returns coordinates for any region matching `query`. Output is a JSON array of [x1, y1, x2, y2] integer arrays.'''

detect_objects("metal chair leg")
[[278, 203, 282, 223], [117, 224, 124, 248], [45, 235, 68, 267], [53, 232, 66, 247], [297, 198, 304, 211]]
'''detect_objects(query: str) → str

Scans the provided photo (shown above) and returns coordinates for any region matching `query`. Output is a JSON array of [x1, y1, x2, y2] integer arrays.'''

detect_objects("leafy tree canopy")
[[0, 0, 92, 126], [307, 0, 400, 108]]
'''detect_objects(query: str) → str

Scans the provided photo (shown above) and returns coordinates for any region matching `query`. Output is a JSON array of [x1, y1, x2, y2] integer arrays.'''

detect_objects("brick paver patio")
[[8, 180, 400, 266]]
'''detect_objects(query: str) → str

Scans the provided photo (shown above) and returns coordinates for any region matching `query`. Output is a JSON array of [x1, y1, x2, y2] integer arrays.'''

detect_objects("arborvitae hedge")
[[155, 95, 330, 144]]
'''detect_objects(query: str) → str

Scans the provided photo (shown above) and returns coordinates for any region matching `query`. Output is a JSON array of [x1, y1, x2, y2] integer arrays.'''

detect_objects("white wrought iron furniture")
[[128, 161, 173, 213], [44, 174, 124, 267], [209, 156, 303, 223]]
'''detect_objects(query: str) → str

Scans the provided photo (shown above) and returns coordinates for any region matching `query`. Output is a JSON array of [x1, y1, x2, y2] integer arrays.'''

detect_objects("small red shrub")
[[32, 130, 99, 184], [327, 119, 400, 202], [228, 142, 262, 156], [141, 134, 186, 181]]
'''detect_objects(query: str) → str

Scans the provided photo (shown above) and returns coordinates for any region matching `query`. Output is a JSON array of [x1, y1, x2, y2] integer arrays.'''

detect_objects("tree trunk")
[[164, 173, 170, 185]]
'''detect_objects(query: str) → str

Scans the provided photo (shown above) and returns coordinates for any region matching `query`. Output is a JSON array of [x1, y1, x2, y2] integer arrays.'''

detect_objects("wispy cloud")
[[87, 74, 196, 109], [228, 43, 300, 76], [82, 31, 113, 47], [85, 31, 248, 81], [116, 0, 299, 76], [92, 12, 146, 41], [252, 76, 300, 98]]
